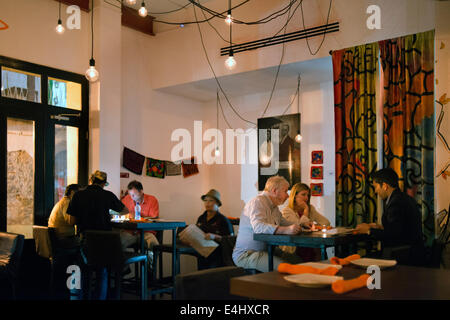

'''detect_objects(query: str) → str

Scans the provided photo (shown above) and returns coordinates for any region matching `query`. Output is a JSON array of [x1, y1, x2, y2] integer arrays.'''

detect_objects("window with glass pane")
[[55, 125, 79, 203], [1, 67, 41, 103], [48, 77, 82, 110], [7, 118, 35, 239]]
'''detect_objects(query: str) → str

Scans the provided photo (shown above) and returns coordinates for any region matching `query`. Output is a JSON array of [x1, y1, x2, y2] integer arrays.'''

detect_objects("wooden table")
[[254, 232, 369, 271], [111, 219, 186, 298], [230, 264, 450, 300]]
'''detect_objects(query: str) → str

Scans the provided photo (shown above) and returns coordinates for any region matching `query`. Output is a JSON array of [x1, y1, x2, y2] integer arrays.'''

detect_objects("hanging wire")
[[91, 0, 94, 59], [192, 2, 256, 125], [301, 0, 333, 55]]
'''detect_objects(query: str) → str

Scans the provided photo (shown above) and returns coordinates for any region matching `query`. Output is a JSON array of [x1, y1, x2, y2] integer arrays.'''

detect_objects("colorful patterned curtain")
[[379, 30, 435, 246], [333, 43, 379, 227]]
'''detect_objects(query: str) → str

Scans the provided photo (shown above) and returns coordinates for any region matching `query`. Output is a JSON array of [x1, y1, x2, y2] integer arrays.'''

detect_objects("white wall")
[[201, 79, 336, 225]]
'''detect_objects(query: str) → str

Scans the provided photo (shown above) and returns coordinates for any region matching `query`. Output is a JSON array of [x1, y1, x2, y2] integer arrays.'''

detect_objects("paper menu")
[[178, 224, 219, 258]]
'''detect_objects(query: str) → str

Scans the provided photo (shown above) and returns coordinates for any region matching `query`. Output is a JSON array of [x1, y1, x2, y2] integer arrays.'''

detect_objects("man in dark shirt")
[[67, 170, 128, 299], [356, 168, 424, 265]]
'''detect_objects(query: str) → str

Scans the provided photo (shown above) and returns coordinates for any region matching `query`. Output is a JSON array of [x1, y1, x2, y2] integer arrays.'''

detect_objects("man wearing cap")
[[67, 170, 129, 300], [195, 189, 233, 270]]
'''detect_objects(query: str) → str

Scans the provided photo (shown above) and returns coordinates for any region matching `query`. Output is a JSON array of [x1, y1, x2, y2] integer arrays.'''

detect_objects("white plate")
[[296, 262, 343, 270], [284, 273, 344, 288], [350, 258, 397, 269]]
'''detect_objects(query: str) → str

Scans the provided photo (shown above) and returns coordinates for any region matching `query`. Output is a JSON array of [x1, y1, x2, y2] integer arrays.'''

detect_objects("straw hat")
[[201, 189, 222, 207], [90, 170, 109, 186]]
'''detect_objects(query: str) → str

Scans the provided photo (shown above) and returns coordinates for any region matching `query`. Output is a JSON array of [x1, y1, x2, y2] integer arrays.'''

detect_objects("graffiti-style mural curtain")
[[379, 30, 435, 246], [333, 43, 379, 227]]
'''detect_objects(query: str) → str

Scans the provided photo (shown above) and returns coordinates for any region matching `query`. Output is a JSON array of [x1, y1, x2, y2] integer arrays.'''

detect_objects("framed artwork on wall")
[[311, 166, 323, 179], [310, 183, 323, 196], [311, 150, 323, 164]]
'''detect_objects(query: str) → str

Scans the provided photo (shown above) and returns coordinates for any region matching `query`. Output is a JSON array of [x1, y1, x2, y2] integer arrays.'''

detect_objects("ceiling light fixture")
[[85, 0, 99, 82], [295, 75, 302, 143], [139, 1, 148, 17], [225, 1, 236, 70], [55, 1, 65, 34], [127, 0, 137, 5]]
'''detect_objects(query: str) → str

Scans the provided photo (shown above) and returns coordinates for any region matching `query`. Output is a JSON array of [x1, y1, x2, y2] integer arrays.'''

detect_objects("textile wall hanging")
[[181, 157, 199, 178], [123, 147, 145, 175], [333, 42, 379, 227], [165, 160, 182, 176], [146, 157, 165, 179], [379, 30, 435, 246]]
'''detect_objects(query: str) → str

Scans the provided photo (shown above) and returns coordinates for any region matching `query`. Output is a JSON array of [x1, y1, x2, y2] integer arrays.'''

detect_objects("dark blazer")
[[371, 188, 423, 249]]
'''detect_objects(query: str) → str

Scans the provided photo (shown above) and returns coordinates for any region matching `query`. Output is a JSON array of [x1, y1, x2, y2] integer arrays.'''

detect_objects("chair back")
[[83, 230, 125, 269], [32, 226, 53, 259], [175, 266, 246, 300], [0, 232, 25, 278]]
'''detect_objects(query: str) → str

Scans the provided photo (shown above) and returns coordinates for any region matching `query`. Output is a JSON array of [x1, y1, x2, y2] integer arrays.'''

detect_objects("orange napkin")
[[278, 263, 339, 276], [331, 274, 370, 294], [330, 254, 361, 265]]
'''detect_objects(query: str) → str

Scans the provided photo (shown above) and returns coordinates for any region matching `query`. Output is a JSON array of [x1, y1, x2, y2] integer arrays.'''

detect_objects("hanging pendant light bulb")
[[295, 131, 302, 143], [225, 51, 236, 70], [85, 58, 99, 82], [225, 10, 232, 24], [139, 1, 148, 17], [85, 0, 99, 82], [55, 2, 64, 34], [56, 19, 65, 34], [215, 146, 220, 157], [127, 0, 137, 5]]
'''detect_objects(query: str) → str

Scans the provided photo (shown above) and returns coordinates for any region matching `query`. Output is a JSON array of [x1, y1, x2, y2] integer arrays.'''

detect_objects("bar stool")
[[83, 230, 147, 300]]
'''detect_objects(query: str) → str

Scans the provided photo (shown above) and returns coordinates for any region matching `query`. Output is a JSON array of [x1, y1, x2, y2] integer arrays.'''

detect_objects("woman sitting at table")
[[280, 183, 331, 261], [195, 189, 233, 270]]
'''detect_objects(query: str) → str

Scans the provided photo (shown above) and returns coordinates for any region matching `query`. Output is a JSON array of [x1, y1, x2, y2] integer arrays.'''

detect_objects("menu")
[[178, 224, 219, 258]]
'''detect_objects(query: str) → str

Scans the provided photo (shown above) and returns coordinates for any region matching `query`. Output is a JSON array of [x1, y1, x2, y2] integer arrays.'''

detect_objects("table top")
[[254, 232, 369, 246], [230, 264, 450, 300], [111, 219, 186, 231]]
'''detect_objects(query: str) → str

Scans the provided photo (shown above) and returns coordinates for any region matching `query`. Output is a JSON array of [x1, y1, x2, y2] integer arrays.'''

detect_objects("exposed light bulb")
[[295, 133, 302, 143], [225, 14, 232, 24], [215, 147, 220, 157], [127, 0, 137, 5], [225, 54, 236, 70], [260, 154, 271, 165], [56, 19, 65, 34], [139, 2, 147, 17], [85, 59, 99, 82]]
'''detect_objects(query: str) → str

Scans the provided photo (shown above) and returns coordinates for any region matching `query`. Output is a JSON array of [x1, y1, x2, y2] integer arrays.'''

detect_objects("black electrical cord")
[[91, 0, 94, 59], [192, 2, 256, 126], [301, 0, 333, 55]]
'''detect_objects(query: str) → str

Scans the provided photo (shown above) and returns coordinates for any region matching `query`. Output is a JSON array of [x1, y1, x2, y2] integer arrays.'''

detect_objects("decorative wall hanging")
[[257, 113, 301, 191], [165, 160, 182, 176], [122, 147, 145, 175], [311, 166, 323, 179], [146, 157, 165, 179], [379, 30, 435, 246], [311, 151, 323, 164], [310, 183, 323, 197], [181, 157, 199, 178], [333, 42, 378, 228]]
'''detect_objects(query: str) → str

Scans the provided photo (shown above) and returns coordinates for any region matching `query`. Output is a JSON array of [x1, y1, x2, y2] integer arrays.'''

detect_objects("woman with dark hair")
[[280, 183, 330, 261]]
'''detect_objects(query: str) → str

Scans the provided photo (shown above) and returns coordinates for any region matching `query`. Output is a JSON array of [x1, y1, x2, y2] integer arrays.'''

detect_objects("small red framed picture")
[[311, 166, 323, 179], [310, 183, 323, 196], [311, 151, 323, 164]]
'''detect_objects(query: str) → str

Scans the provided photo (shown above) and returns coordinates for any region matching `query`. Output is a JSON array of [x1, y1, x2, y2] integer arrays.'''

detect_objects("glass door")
[[0, 55, 89, 237], [6, 118, 35, 238]]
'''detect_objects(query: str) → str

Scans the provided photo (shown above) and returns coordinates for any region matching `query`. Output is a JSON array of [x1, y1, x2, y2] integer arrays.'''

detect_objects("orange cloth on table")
[[330, 254, 361, 265], [278, 263, 339, 276], [331, 274, 370, 294]]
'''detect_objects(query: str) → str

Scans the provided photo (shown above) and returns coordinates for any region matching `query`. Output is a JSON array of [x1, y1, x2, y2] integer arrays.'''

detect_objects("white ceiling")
[[156, 56, 333, 102]]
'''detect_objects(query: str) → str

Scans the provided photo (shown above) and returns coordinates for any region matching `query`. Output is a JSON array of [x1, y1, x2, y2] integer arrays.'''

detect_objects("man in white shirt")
[[232, 176, 302, 272]]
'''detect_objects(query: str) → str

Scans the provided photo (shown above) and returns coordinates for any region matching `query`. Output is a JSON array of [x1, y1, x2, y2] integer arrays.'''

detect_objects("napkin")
[[278, 263, 340, 276], [330, 254, 361, 265], [331, 274, 370, 294]]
